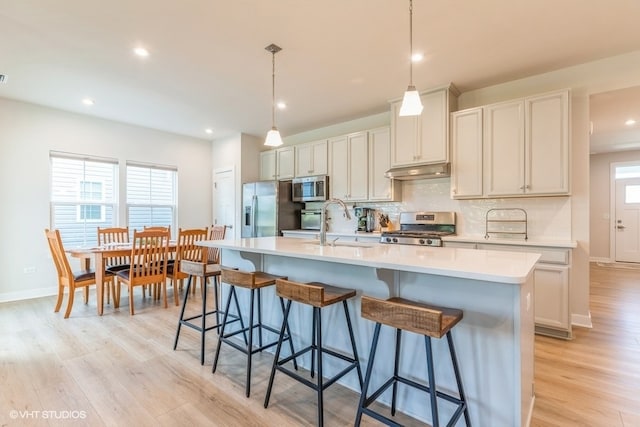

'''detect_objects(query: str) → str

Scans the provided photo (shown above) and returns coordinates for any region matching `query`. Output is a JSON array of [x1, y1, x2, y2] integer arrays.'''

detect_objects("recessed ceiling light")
[[411, 53, 424, 62], [133, 47, 149, 57], [205, 128, 213, 134], [625, 119, 636, 126], [277, 101, 287, 110], [82, 98, 95, 106]]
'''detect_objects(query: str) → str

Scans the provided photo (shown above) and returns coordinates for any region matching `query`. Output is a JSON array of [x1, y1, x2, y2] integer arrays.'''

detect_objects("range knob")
[[392, 238, 398, 243], [419, 239, 425, 245], [385, 237, 392, 243], [426, 239, 433, 246]]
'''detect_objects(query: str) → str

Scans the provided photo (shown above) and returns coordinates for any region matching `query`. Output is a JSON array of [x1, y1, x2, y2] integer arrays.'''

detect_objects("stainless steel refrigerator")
[[241, 180, 302, 238]]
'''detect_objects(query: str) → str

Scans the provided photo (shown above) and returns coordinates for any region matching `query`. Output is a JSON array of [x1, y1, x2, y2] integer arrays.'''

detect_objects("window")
[[126, 162, 177, 237], [77, 180, 105, 221], [50, 152, 118, 247]]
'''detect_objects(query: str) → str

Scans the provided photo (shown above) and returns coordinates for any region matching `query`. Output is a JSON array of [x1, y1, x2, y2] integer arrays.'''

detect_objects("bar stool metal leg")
[[315, 306, 324, 427], [391, 328, 401, 416], [448, 331, 472, 426], [425, 336, 440, 427], [343, 300, 364, 388]]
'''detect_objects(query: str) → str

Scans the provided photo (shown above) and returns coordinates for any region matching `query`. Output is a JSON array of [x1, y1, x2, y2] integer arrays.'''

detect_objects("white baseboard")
[[572, 312, 593, 329], [0, 286, 58, 304], [589, 256, 611, 263]]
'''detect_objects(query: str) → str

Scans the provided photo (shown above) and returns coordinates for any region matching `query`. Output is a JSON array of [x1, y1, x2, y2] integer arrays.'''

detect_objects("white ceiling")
[[1, 0, 640, 152]]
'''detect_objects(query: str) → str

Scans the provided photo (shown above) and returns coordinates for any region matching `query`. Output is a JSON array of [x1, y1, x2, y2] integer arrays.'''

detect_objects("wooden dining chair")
[[97, 226, 130, 305], [191, 224, 227, 296], [166, 227, 208, 305], [45, 229, 114, 318], [114, 229, 170, 315]]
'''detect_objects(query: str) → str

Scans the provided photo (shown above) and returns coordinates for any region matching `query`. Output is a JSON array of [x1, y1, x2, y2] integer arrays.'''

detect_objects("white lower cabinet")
[[473, 242, 571, 339], [533, 264, 570, 334]]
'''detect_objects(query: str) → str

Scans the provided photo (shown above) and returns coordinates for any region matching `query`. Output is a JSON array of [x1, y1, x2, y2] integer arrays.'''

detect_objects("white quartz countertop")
[[443, 235, 577, 248], [282, 229, 382, 238], [201, 236, 540, 285]]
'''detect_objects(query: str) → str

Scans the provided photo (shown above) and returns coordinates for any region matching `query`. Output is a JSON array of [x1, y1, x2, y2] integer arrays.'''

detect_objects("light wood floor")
[[1, 263, 639, 426]]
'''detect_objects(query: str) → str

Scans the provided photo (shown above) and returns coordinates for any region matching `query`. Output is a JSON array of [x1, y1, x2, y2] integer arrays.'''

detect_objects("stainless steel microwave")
[[292, 175, 329, 202]]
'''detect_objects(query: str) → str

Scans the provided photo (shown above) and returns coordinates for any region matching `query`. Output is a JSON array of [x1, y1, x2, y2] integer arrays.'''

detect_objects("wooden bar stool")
[[264, 279, 363, 427], [355, 296, 471, 427], [173, 261, 242, 365], [212, 268, 297, 397]]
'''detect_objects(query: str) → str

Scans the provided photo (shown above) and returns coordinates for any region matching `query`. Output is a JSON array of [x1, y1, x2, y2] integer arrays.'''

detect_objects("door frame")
[[213, 165, 236, 239], [608, 160, 640, 261]]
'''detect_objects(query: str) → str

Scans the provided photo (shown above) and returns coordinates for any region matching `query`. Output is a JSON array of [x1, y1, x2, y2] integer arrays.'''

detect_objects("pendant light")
[[399, 0, 423, 117], [264, 43, 284, 147]]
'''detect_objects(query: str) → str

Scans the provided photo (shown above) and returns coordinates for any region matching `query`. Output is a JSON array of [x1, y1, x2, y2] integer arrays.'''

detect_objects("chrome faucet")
[[319, 198, 352, 246]]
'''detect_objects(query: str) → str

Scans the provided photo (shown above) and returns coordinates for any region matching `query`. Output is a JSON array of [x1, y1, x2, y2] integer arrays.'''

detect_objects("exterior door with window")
[[615, 177, 640, 262]]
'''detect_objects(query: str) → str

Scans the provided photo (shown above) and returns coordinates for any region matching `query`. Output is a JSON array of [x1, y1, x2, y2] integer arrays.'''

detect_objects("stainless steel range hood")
[[385, 163, 450, 180]]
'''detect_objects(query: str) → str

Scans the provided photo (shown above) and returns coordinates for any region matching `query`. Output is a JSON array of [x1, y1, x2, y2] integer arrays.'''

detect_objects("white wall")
[[0, 98, 213, 302], [211, 132, 261, 239]]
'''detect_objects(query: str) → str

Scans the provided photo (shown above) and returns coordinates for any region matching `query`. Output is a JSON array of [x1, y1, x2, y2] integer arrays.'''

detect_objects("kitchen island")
[[200, 236, 540, 426]]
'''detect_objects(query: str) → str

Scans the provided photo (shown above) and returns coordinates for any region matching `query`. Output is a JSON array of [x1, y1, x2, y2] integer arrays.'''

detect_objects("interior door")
[[213, 167, 235, 240], [614, 177, 640, 262]]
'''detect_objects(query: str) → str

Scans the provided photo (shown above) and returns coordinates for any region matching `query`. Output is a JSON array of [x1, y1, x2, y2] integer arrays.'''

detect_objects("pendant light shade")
[[265, 127, 283, 147], [399, 0, 423, 117], [400, 85, 423, 116], [264, 44, 284, 147]]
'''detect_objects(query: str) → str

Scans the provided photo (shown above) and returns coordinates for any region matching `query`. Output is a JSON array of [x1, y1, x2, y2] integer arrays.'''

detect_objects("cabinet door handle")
[[617, 225, 626, 230]]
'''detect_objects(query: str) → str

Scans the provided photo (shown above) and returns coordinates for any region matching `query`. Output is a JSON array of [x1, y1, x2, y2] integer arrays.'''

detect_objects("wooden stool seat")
[[265, 278, 363, 426], [356, 295, 471, 427], [275, 279, 357, 307], [213, 268, 297, 398], [361, 296, 463, 338], [180, 260, 222, 278], [220, 268, 283, 289]]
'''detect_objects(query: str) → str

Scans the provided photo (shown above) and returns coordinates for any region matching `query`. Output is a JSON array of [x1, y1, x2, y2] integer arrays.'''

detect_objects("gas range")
[[380, 212, 456, 247]]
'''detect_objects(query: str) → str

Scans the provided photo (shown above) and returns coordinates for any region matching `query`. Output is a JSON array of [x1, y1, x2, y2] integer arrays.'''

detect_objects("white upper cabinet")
[[451, 107, 483, 198], [260, 150, 277, 180], [295, 139, 328, 177], [368, 127, 401, 201], [259, 146, 295, 181], [390, 84, 459, 167], [452, 89, 570, 199], [484, 100, 526, 197], [329, 132, 368, 201], [525, 90, 570, 195]]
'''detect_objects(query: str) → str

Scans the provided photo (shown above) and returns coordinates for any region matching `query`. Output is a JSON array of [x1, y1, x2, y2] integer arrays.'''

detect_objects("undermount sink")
[[304, 240, 374, 249]]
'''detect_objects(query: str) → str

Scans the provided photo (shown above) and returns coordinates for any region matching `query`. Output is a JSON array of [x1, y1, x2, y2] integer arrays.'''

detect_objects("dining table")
[[69, 241, 176, 315]]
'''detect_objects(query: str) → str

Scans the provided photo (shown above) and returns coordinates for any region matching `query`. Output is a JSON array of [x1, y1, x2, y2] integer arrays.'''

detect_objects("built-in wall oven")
[[301, 209, 322, 230], [292, 175, 329, 202]]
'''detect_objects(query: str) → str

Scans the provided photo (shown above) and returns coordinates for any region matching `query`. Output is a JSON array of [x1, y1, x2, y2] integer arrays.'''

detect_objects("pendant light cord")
[[408, 0, 414, 87], [271, 51, 276, 128]]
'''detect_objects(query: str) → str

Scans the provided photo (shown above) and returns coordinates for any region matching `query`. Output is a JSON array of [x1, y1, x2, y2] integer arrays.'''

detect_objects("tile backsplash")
[[313, 178, 571, 240]]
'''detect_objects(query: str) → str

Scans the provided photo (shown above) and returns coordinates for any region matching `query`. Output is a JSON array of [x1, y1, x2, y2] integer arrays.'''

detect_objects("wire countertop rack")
[[485, 208, 528, 240]]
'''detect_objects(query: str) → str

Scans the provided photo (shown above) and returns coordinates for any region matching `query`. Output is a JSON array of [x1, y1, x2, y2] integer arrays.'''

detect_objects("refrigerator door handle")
[[251, 194, 257, 237]]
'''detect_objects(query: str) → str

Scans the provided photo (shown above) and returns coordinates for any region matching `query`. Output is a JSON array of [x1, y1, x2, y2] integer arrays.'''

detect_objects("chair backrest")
[[176, 227, 208, 264], [144, 225, 172, 238], [207, 225, 227, 263], [97, 226, 130, 266], [45, 229, 73, 285], [127, 229, 170, 286]]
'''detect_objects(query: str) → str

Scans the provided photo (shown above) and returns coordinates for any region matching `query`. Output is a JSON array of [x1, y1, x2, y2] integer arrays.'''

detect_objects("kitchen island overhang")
[[199, 236, 540, 427]]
